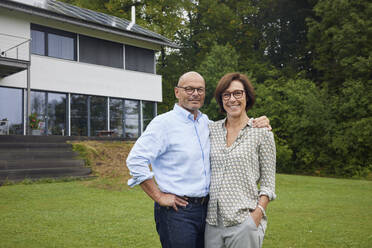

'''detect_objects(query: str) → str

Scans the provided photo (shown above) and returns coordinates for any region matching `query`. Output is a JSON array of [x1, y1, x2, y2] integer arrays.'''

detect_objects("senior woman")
[[205, 73, 276, 248]]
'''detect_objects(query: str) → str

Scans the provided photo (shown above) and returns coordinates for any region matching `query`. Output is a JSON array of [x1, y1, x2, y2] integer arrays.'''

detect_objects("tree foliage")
[[307, 0, 372, 87], [58, 0, 372, 178], [250, 76, 332, 175]]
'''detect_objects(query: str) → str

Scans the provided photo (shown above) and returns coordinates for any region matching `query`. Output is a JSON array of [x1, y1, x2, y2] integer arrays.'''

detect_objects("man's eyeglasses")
[[222, 90, 245, 100], [176, 86, 205, 95]]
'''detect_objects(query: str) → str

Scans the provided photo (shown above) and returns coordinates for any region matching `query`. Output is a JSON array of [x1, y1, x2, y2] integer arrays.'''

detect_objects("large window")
[[90, 96, 107, 136], [71, 94, 108, 136], [31, 29, 45, 56], [71, 94, 88, 136], [79, 35, 123, 68], [110, 98, 124, 137], [0, 88, 154, 137], [30, 91, 67, 135], [30, 91, 47, 134], [142, 101, 156, 131], [48, 33, 75, 60], [31, 24, 77, 61], [124, 99, 140, 138], [47, 93, 67, 135], [125, 45, 155, 73], [0, 87, 23, 135]]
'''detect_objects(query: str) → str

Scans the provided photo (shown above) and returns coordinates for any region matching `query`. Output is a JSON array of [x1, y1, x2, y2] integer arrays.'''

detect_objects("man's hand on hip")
[[157, 193, 189, 211], [139, 179, 188, 211]]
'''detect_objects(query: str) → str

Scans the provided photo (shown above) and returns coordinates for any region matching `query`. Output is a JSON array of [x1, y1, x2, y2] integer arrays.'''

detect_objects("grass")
[[0, 182, 159, 248], [265, 175, 372, 247], [1, 141, 371, 247], [1, 175, 371, 247]]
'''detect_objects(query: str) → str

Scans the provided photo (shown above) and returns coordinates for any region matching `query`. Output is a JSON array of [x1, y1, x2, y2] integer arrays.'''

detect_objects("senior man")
[[126, 71, 269, 248]]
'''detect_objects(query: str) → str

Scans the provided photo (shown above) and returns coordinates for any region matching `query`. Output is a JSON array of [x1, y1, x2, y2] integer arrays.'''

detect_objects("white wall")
[[0, 6, 163, 102], [1, 55, 162, 102], [0, 8, 30, 60]]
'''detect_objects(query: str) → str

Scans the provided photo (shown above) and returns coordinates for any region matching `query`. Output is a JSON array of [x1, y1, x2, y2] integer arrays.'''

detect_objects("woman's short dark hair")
[[214, 72, 255, 113]]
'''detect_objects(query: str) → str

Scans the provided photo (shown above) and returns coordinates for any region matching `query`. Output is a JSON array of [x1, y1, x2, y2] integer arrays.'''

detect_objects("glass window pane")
[[125, 45, 154, 73], [71, 94, 88, 136], [47, 93, 66, 135], [79, 35, 123, 68], [142, 101, 155, 131], [31, 29, 45, 55], [48, 33, 75, 60], [124, 99, 139, 139], [90, 96, 106, 136], [0, 87, 23, 135], [31, 91, 46, 116], [31, 91, 46, 134], [110, 98, 124, 137]]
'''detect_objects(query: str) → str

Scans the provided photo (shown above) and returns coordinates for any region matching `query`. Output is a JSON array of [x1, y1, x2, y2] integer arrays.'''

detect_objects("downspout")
[[126, 6, 135, 31]]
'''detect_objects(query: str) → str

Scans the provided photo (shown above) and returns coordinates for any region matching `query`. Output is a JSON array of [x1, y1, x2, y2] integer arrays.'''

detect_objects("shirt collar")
[[174, 104, 202, 122], [220, 117, 253, 130]]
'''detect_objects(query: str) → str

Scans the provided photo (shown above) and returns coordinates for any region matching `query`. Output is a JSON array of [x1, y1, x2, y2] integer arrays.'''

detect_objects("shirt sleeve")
[[126, 117, 167, 187], [258, 130, 277, 201]]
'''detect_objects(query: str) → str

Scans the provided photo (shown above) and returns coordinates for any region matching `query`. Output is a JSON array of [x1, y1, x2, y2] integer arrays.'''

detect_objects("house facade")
[[0, 0, 176, 138]]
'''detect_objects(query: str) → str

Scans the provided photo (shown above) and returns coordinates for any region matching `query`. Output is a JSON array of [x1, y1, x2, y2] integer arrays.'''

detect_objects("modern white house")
[[0, 0, 177, 138]]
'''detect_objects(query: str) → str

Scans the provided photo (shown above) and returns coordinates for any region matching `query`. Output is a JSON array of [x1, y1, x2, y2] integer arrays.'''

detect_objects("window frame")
[[78, 34, 124, 69], [30, 23, 77, 61], [124, 44, 155, 74]]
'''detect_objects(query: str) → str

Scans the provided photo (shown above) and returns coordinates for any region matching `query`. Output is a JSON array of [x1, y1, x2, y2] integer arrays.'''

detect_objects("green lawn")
[[1, 174, 371, 248]]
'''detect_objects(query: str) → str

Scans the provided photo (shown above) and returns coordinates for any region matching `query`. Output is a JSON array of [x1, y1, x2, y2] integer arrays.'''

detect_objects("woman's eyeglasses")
[[222, 90, 245, 100]]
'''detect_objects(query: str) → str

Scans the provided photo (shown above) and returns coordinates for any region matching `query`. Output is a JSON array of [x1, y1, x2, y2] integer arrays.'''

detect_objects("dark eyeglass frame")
[[176, 86, 205, 95], [222, 90, 245, 100]]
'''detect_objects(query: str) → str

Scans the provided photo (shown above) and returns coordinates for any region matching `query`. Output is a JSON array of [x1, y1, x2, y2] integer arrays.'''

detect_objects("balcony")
[[0, 33, 30, 78]]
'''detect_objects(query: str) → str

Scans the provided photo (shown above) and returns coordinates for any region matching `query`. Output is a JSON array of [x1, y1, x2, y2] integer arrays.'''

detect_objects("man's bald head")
[[174, 71, 206, 117], [177, 71, 205, 87]]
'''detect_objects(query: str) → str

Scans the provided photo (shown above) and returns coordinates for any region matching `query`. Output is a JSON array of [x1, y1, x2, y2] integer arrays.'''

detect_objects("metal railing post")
[[26, 39, 31, 135]]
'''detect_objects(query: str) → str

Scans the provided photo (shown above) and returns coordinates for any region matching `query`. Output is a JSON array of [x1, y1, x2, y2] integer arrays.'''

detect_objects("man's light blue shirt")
[[126, 104, 211, 197]]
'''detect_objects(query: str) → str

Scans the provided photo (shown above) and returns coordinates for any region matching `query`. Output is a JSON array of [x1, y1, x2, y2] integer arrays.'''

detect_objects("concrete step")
[[0, 143, 72, 149], [0, 135, 125, 143], [0, 135, 94, 183], [0, 159, 85, 170], [0, 135, 72, 143], [0, 150, 79, 160], [0, 167, 92, 181]]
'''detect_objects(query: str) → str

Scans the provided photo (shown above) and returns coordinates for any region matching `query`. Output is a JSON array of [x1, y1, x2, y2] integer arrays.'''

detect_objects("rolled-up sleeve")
[[258, 130, 277, 201], [126, 117, 167, 187]]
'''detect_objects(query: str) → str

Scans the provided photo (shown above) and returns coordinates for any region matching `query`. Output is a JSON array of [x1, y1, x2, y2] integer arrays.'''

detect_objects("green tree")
[[306, 0, 372, 177], [197, 43, 239, 120], [327, 80, 372, 177], [256, 0, 317, 76], [156, 51, 185, 113], [57, 0, 372, 178], [250, 76, 332, 175], [307, 0, 372, 87]]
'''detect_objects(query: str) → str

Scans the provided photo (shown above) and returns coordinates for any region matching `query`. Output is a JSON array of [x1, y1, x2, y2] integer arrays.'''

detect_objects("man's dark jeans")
[[154, 200, 208, 248]]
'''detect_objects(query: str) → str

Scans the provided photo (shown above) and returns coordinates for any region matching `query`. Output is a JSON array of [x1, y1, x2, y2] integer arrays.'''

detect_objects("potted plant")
[[29, 113, 41, 135]]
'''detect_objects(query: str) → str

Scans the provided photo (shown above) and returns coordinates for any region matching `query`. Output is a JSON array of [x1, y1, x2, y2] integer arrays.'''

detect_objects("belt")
[[181, 195, 209, 205]]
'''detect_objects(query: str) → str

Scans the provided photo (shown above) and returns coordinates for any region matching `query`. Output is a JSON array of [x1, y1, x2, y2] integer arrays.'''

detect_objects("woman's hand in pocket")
[[250, 208, 263, 227]]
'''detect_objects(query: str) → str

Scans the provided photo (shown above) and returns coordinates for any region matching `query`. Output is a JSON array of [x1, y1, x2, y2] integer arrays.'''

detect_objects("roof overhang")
[[0, 0, 180, 49]]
